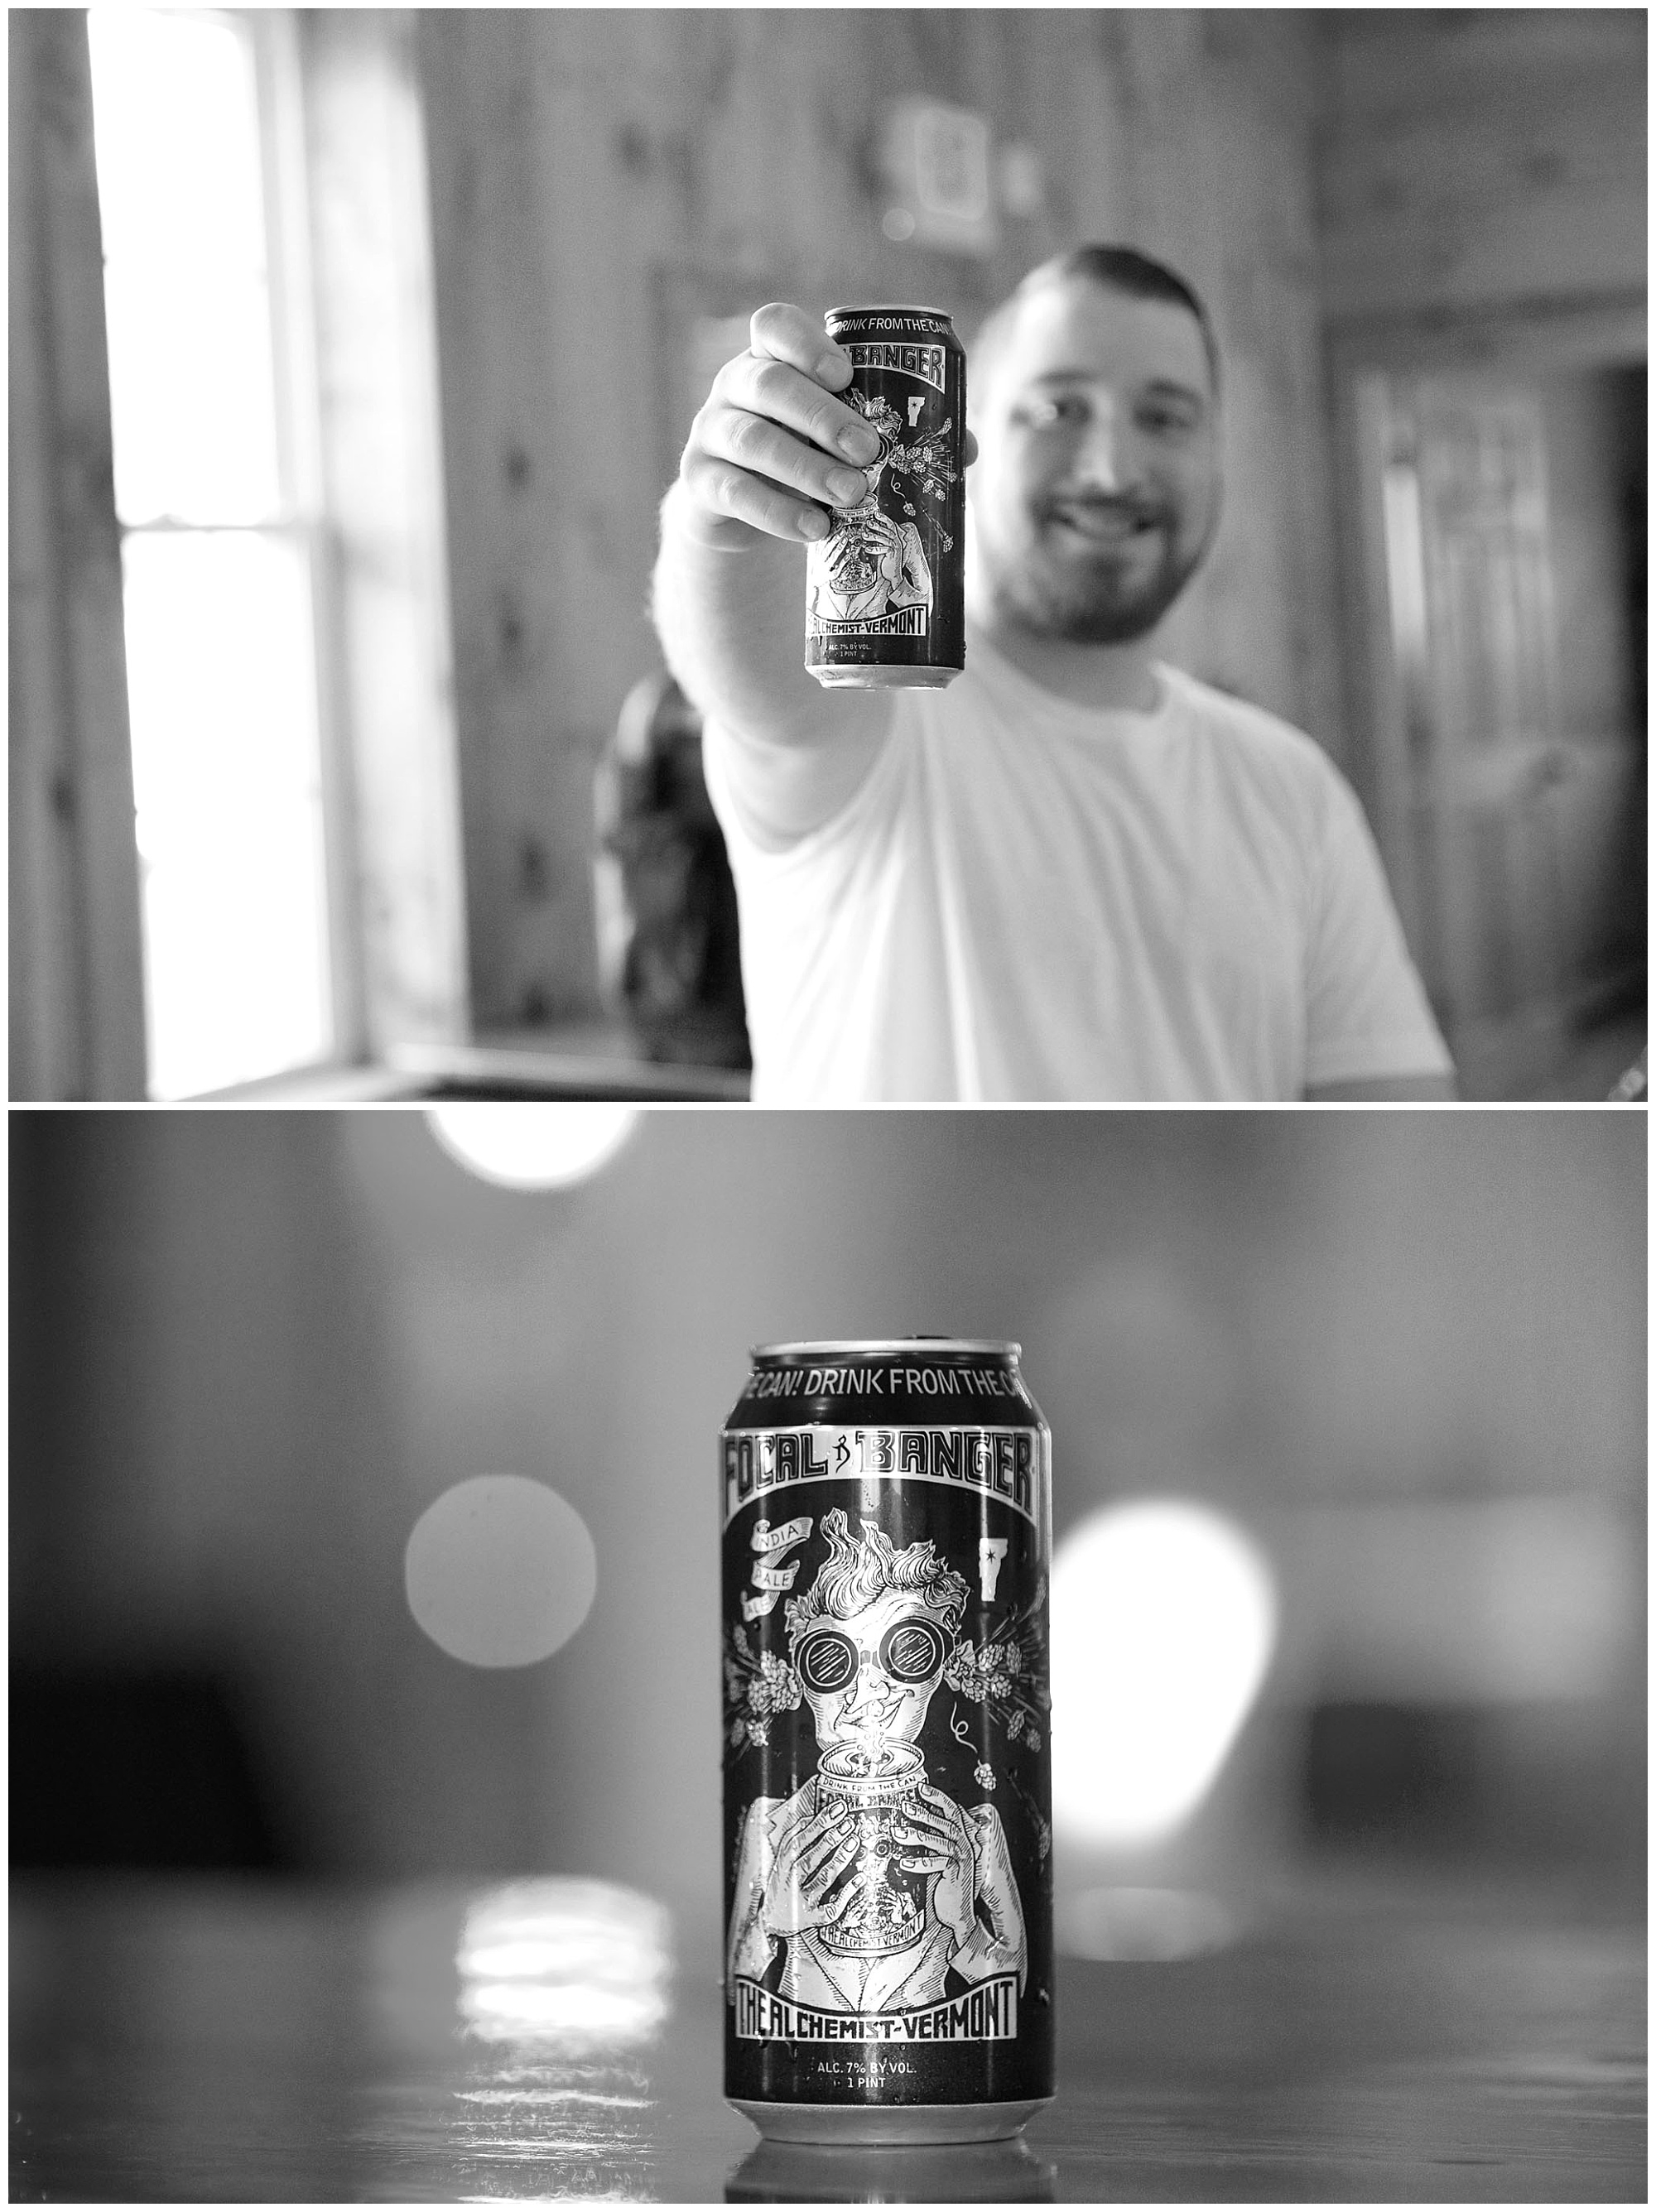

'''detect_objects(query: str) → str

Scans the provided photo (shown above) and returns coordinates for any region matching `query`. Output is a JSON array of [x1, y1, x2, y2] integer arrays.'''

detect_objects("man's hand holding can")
[[676, 305, 885, 547]]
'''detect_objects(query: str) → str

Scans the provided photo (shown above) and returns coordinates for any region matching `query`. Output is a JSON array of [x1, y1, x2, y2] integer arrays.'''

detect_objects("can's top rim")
[[749, 1339, 1021, 1363], [825, 304, 956, 325]]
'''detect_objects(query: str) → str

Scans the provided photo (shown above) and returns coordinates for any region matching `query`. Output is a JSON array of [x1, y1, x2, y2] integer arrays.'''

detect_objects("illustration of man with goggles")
[[726, 1509, 1027, 2017]]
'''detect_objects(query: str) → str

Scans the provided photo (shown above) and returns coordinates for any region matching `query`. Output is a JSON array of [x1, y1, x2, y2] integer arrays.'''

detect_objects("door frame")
[[1326, 291, 1646, 1025]]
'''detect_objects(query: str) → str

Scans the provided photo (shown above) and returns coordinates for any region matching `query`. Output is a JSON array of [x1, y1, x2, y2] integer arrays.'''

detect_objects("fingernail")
[[799, 509, 829, 539], [828, 468, 867, 504], [839, 426, 881, 464], [816, 351, 850, 383]]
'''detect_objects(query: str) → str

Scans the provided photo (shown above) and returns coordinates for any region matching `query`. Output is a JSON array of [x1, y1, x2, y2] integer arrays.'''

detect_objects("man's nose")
[[1072, 405, 1136, 493]]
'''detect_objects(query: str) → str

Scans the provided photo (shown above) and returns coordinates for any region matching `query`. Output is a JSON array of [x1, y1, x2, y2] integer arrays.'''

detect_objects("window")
[[88, 7, 342, 1097]]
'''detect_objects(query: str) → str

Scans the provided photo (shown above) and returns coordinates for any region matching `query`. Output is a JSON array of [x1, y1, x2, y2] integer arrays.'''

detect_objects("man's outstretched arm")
[[652, 303, 894, 844]]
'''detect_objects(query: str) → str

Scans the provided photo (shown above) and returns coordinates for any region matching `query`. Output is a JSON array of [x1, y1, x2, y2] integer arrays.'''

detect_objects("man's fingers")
[[676, 301, 888, 543], [749, 301, 854, 392], [684, 398, 869, 546], [723, 351, 882, 466], [679, 452, 832, 543], [702, 406, 870, 510]]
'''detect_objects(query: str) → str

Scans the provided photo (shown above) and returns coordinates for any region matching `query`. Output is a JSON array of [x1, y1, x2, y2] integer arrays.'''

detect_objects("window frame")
[[83, 3, 469, 1100], [92, 6, 356, 1093]]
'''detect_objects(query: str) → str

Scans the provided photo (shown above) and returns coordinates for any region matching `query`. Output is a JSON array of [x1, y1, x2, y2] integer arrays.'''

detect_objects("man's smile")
[[1041, 497, 1163, 548]]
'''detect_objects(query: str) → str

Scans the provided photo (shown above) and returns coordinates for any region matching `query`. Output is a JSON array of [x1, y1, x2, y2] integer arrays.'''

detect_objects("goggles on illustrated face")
[[794, 1616, 951, 1695]]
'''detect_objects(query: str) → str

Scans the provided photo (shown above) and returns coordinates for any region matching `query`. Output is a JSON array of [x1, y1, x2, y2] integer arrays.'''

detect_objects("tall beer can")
[[805, 308, 966, 690], [720, 1339, 1054, 2143]]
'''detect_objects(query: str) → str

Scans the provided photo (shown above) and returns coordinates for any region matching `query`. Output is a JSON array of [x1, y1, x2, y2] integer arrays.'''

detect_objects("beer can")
[[805, 308, 966, 690], [720, 1338, 1053, 2144]]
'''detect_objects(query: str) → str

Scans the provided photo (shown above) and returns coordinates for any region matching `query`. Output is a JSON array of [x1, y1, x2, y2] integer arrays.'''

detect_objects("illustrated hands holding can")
[[816, 505, 933, 621], [891, 1782, 980, 1949], [759, 1797, 864, 1942], [962, 1803, 1028, 1984], [678, 304, 977, 548]]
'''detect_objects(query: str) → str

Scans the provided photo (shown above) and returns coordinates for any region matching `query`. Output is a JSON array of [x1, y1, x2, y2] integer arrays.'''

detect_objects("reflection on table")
[[9, 1865, 1644, 2202]]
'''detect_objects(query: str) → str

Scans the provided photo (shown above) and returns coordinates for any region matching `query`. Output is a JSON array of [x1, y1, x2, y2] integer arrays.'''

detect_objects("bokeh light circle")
[[426, 1105, 639, 1189], [1051, 1498, 1277, 1846], [405, 1476, 598, 1667]]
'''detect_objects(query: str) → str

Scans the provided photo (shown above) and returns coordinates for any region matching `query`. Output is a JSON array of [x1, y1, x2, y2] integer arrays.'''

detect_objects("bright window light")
[[426, 1106, 640, 1189], [1052, 1499, 1278, 1848], [90, 10, 282, 526], [87, 7, 336, 1097], [121, 531, 330, 1099]]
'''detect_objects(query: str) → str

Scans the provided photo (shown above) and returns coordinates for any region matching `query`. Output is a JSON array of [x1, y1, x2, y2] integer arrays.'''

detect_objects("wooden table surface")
[[10, 1866, 1644, 2202]]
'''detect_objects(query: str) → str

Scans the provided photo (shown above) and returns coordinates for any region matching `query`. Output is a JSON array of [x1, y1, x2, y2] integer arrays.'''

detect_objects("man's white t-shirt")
[[704, 631, 1451, 1103]]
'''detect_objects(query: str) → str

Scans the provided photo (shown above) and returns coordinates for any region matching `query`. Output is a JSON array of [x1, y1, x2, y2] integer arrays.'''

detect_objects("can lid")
[[825, 303, 955, 325], [749, 1338, 1020, 1363]]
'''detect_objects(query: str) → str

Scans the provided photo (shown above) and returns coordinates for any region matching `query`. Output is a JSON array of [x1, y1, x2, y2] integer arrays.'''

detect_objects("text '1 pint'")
[[805, 308, 966, 690], [720, 1338, 1054, 2143]]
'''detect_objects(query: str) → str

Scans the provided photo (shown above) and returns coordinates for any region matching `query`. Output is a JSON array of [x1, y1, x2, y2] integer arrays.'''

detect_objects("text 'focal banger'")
[[723, 1426, 1041, 1529]]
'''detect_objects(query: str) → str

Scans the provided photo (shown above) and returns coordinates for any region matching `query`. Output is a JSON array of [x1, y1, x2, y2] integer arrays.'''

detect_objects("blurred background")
[[11, 1106, 1645, 1941], [10, 7, 1647, 1104]]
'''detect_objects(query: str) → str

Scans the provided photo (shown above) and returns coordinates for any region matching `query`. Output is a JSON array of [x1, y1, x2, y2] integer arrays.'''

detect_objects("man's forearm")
[[652, 483, 827, 746], [652, 484, 892, 843]]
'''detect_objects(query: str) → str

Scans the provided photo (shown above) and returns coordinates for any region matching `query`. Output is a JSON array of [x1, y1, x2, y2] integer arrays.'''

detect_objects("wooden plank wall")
[[419, 8, 1342, 1031], [1315, 7, 1648, 325], [8, 12, 147, 1098]]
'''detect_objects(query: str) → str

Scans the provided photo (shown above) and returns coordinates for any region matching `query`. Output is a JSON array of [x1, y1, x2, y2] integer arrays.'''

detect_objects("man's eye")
[[1019, 395, 1086, 429], [1140, 402, 1199, 436]]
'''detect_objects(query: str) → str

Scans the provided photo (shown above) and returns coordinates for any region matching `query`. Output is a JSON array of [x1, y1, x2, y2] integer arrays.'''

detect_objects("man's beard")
[[991, 501, 1211, 645]]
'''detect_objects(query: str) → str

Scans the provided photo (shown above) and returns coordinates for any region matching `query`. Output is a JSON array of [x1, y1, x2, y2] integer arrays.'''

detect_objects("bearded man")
[[652, 245, 1455, 1102]]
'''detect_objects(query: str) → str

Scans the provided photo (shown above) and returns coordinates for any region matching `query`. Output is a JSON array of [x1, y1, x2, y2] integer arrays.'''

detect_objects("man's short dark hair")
[[972, 243, 1221, 399]]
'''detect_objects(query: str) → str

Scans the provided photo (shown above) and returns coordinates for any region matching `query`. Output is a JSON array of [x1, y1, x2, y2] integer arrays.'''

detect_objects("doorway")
[[1334, 310, 1645, 1099]]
